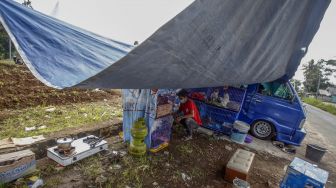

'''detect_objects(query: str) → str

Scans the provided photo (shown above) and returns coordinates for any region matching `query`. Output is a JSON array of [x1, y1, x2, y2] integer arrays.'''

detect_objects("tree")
[[290, 79, 302, 92], [0, 24, 11, 59], [323, 59, 336, 81], [303, 59, 336, 93]]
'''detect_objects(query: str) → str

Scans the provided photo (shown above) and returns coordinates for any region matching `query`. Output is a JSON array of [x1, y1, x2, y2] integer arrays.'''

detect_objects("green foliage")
[[290, 79, 302, 92], [0, 183, 8, 188], [303, 97, 336, 116], [0, 59, 15, 66], [0, 24, 14, 60], [303, 59, 336, 93]]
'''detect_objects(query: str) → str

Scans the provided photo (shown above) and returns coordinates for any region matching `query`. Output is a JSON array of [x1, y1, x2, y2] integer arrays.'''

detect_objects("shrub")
[[303, 97, 336, 116]]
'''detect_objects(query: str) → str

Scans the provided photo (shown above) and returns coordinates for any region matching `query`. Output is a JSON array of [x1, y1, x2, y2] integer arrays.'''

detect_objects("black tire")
[[250, 120, 275, 140]]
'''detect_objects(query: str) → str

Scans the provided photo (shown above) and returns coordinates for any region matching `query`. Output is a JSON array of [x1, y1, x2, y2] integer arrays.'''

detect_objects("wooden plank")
[[0, 149, 34, 164]]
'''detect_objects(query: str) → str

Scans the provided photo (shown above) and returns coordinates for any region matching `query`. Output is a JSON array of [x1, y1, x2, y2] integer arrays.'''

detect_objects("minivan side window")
[[258, 82, 294, 101]]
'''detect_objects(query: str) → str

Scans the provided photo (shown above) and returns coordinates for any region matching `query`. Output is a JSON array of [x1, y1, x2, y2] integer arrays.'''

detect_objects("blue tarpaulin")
[[0, 0, 331, 89]]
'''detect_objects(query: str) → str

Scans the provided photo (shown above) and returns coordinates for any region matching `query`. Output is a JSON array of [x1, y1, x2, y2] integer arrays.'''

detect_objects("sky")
[[15, 0, 336, 84]]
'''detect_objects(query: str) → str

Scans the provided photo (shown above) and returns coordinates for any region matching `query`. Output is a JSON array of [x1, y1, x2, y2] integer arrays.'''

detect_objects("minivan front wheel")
[[251, 121, 275, 140]]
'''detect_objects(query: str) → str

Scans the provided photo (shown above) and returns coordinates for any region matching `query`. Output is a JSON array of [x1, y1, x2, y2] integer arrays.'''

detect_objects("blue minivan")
[[238, 81, 306, 146], [187, 80, 306, 146]]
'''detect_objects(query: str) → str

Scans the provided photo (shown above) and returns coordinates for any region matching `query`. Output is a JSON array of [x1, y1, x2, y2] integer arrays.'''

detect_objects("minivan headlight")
[[299, 119, 306, 129]]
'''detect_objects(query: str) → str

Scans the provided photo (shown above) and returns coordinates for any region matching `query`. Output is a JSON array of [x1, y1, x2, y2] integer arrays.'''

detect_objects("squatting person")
[[174, 89, 202, 140]]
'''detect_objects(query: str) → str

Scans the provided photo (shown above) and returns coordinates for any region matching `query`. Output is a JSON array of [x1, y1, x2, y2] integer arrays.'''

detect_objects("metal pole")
[[316, 64, 321, 98], [316, 74, 321, 97], [9, 39, 12, 60]]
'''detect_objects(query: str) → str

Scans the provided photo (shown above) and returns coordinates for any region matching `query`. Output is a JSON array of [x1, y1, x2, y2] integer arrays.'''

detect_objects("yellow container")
[[129, 118, 148, 156]]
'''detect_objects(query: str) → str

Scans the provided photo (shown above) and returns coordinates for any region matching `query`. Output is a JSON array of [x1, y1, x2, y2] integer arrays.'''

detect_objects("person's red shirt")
[[179, 99, 202, 125]]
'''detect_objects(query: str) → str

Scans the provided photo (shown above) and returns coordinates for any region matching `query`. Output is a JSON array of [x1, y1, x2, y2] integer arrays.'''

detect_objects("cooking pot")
[[56, 137, 74, 150]]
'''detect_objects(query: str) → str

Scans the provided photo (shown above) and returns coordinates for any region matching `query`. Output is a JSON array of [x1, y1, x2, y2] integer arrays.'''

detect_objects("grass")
[[0, 101, 122, 139], [79, 156, 105, 180], [190, 167, 206, 179], [0, 184, 9, 188], [44, 177, 62, 187], [47, 148, 153, 188], [303, 97, 336, 116], [176, 143, 193, 155], [106, 155, 151, 188], [0, 59, 15, 66]]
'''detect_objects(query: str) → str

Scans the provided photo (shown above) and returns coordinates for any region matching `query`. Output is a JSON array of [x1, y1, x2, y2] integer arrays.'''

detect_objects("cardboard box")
[[156, 103, 173, 118], [0, 149, 36, 183], [280, 157, 329, 188]]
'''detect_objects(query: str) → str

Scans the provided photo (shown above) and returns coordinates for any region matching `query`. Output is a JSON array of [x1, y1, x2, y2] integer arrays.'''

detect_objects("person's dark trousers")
[[180, 118, 199, 137]]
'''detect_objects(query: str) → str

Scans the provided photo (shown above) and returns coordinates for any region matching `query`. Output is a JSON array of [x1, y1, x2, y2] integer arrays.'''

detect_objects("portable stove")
[[47, 135, 108, 166]]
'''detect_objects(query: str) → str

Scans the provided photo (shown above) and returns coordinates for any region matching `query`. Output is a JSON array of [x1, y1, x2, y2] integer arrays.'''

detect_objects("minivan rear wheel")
[[251, 120, 275, 140]]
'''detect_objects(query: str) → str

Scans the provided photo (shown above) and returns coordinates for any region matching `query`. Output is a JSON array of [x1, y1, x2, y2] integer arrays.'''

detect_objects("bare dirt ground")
[[14, 127, 288, 188], [0, 62, 119, 110]]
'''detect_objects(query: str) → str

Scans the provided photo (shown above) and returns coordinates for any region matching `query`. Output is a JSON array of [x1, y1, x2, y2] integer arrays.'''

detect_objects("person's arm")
[[181, 110, 194, 119], [174, 106, 182, 121], [176, 110, 194, 122], [173, 105, 183, 117]]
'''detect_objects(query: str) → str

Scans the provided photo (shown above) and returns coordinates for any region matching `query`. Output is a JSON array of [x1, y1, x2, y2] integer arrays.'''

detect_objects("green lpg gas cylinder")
[[129, 118, 148, 156]]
